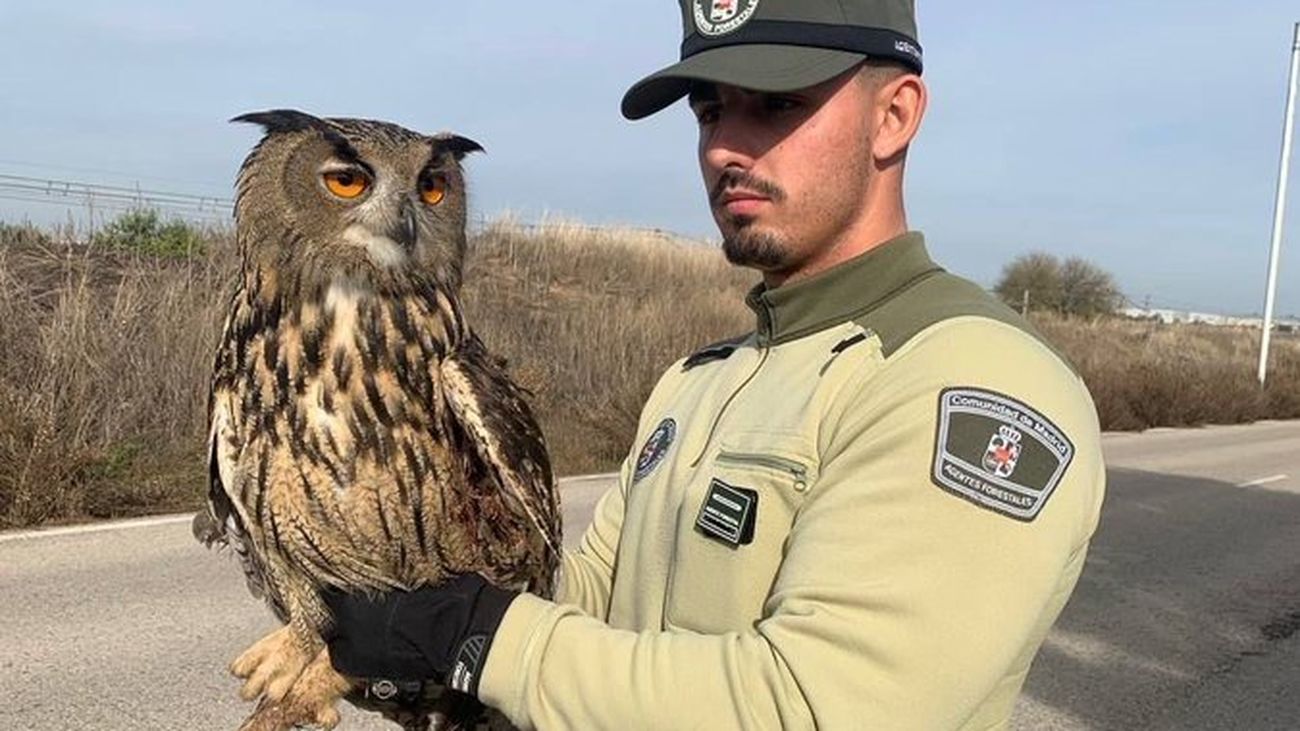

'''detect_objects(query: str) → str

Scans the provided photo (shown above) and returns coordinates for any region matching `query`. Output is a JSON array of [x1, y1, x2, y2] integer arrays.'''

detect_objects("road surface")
[[2, 422, 1297, 730]]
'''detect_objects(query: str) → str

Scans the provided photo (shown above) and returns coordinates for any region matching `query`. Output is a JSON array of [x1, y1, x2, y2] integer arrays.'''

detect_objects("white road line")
[[1238, 474, 1290, 488], [561, 472, 619, 484], [0, 513, 194, 544], [0, 473, 620, 544]]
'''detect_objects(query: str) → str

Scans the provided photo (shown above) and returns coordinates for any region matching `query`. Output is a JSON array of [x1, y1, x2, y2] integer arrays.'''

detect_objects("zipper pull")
[[791, 466, 808, 493]]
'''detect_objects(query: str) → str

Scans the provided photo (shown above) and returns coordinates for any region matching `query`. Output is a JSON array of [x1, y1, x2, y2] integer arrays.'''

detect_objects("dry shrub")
[[461, 220, 752, 474], [0, 233, 234, 527], [1033, 314, 1300, 430], [2, 218, 1296, 528]]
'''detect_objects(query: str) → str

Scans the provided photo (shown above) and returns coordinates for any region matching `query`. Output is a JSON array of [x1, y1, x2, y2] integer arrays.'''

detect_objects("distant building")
[[1120, 307, 1300, 332]]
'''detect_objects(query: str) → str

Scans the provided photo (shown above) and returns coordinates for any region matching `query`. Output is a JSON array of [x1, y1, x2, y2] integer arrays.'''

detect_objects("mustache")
[[709, 169, 785, 206]]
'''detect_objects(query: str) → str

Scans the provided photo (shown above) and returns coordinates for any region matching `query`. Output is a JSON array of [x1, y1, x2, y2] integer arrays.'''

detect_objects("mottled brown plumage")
[[193, 109, 559, 731]]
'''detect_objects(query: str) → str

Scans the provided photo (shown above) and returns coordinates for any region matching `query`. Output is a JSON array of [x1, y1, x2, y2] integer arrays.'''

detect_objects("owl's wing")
[[441, 333, 562, 562], [193, 385, 289, 622]]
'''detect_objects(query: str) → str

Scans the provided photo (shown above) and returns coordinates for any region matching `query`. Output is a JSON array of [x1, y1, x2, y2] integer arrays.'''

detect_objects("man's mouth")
[[718, 190, 771, 217], [709, 170, 784, 218], [719, 189, 768, 204]]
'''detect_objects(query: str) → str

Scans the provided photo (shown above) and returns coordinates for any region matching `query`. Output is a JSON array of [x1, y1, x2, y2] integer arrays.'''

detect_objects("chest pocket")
[[664, 431, 819, 634]]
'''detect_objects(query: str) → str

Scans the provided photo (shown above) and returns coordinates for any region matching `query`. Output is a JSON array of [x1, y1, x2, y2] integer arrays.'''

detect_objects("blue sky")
[[0, 1, 1297, 316]]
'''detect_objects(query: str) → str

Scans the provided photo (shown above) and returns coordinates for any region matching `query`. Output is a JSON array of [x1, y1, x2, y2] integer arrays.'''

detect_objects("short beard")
[[722, 223, 789, 270], [711, 169, 790, 271]]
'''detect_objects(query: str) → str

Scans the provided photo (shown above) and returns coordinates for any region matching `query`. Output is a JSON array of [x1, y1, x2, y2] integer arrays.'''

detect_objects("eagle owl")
[[193, 109, 560, 731]]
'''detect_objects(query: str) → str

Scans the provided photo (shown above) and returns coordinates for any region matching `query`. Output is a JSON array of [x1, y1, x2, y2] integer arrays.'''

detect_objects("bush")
[[1033, 314, 1300, 429], [91, 209, 206, 257], [1059, 257, 1125, 317], [995, 252, 1063, 313], [996, 252, 1122, 317]]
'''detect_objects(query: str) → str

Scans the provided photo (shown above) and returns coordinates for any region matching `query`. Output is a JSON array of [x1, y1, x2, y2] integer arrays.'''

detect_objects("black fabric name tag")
[[695, 479, 758, 548]]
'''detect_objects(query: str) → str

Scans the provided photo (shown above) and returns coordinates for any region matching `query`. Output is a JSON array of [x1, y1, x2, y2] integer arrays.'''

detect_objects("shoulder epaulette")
[[862, 272, 1078, 376], [682, 334, 751, 371]]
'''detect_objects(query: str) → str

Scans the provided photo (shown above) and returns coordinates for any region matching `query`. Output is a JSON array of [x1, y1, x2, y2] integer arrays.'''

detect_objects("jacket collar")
[[745, 231, 941, 346]]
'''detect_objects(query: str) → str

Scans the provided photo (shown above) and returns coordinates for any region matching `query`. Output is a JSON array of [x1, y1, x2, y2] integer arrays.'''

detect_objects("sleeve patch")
[[931, 387, 1074, 522]]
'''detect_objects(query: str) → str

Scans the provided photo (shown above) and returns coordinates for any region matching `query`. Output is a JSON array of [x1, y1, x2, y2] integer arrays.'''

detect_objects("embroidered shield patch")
[[693, 0, 760, 37], [633, 418, 677, 484], [931, 388, 1074, 522], [982, 425, 1023, 478]]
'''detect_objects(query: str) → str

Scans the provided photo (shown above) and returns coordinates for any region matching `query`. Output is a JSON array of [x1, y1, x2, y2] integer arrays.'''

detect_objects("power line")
[[0, 191, 230, 223], [0, 158, 231, 195], [467, 214, 698, 241], [0, 174, 233, 211], [0, 171, 703, 240], [0, 173, 233, 224]]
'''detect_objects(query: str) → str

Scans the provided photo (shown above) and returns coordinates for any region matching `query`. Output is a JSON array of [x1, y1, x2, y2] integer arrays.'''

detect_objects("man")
[[325, 1, 1106, 728]]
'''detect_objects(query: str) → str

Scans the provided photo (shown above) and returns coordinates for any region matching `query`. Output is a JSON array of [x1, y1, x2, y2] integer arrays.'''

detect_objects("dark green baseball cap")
[[622, 0, 922, 120]]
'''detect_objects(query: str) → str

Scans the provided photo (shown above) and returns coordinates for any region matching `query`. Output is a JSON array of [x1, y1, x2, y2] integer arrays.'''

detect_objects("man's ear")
[[872, 74, 928, 164]]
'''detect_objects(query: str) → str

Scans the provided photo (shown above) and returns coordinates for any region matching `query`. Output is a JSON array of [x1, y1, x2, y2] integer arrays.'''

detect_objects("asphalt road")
[[2, 422, 1298, 730], [1012, 420, 1300, 730]]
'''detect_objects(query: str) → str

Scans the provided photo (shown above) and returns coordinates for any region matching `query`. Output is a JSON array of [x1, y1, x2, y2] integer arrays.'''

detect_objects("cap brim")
[[621, 44, 866, 120]]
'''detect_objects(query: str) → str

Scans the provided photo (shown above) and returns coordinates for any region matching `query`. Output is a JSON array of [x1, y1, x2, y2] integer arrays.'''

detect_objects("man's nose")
[[701, 113, 760, 174]]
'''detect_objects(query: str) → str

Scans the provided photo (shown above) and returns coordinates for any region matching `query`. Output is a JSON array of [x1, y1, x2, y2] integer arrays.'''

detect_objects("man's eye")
[[764, 96, 801, 113]]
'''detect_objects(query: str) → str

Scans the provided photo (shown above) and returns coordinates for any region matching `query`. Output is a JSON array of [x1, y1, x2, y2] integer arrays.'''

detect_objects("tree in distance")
[[995, 252, 1123, 317]]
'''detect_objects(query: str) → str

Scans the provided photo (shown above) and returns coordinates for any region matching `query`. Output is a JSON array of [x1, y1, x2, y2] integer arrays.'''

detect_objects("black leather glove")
[[321, 574, 517, 697]]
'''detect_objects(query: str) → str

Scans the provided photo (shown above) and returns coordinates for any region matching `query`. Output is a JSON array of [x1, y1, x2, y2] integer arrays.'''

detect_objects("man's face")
[[690, 68, 875, 278]]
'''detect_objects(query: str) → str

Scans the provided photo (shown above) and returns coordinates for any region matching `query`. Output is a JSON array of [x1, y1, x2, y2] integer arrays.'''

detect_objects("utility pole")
[[1260, 22, 1300, 386], [1021, 289, 1030, 316]]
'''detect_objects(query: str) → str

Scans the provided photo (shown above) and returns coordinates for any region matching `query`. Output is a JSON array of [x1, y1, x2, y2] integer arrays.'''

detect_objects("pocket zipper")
[[715, 451, 809, 493]]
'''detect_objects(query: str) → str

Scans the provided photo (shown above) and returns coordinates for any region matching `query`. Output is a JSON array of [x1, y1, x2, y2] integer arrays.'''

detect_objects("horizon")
[[0, 1, 1297, 317]]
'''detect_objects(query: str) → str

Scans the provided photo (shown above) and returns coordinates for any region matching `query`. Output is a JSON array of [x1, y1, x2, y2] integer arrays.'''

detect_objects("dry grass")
[[0, 230, 230, 527], [0, 218, 1295, 528], [461, 220, 752, 474], [1034, 315, 1300, 431]]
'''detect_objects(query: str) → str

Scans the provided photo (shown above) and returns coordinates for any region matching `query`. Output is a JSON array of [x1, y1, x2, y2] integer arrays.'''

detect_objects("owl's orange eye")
[[420, 175, 447, 206], [322, 170, 369, 199]]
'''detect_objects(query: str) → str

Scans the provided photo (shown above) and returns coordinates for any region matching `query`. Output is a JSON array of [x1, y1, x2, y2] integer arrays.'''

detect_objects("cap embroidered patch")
[[693, 0, 760, 37], [931, 388, 1074, 522], [633, 418, 677, 484]]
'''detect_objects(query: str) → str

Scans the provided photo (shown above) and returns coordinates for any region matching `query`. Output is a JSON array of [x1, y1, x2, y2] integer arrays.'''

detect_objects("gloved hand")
[[321, 574, 517, 697]]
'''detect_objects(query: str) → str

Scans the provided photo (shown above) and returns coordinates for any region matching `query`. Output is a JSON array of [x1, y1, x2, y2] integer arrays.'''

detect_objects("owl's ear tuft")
[[432, 134, 485, 161], [231, 109, 326, 135]]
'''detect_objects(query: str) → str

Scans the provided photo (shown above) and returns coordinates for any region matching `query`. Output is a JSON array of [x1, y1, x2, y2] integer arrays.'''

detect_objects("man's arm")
[[478, 320, 1105, 730], [552, 457, 629, 618], [551, 356, 686, 618]]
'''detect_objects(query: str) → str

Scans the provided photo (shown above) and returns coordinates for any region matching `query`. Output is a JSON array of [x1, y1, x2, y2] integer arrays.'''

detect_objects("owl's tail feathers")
[[192, 506, 282, 613], [192, 510, 223, 547]]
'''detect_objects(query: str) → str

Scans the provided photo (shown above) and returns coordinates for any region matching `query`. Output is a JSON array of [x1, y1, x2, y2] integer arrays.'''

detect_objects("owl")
[[192, 109, 560, 731]]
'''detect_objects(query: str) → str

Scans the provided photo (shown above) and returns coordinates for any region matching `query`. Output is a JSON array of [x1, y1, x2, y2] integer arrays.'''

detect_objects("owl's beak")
[[392, 199, 418, 251]]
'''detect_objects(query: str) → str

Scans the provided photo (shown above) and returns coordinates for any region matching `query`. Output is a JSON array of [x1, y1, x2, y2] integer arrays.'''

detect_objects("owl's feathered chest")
[[209, 273, 542, 591], [213, 276, 463, 466]]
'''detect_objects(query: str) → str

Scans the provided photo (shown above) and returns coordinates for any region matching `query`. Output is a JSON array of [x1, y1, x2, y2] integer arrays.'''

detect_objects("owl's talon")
[[316, 705, 341, 728], [238, 648, 351, 731], [232, 626, 313, 702], [266, 673, 300, 705]]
